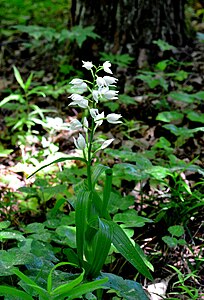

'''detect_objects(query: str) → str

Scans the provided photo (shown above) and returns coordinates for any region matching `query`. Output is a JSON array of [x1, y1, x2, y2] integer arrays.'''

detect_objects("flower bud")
[[70, 119, 82, 130], [107, 113, 122, 124], [73, 133, 86, 150]]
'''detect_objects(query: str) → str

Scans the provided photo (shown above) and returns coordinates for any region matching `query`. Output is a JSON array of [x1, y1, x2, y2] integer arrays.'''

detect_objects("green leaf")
[[102, 169, 112, 217], [0, 286, 34, 300], [168, 92, 195, 103], [60, 278, 108, 300], [156, 111, 184, 122], [91, 164, 109, 188], [12, 268, 49, 299], [13, 65, 25, 90], [101, 272, 149, 300], [75, 190, 91, 265], [153, 39, 176, 51], [70, 25, 100, 47], [113, 210, 153, 228], [47, 262, 83, 295], [187, 111, 204, 124], [55, 225, 76, 248], [0, 221, 11, 230], [162, 236, 178, 248], [24, 72, 33, 91], [27, 156, 87, 178], [113, 163, 149, 182], [146, 166, 169, 180], [0, 231, 25, 242], [0, 94, 24, 107], [86, 218, 112, 278], [168, 225, 184, 237], [103, 220, 153, 280]]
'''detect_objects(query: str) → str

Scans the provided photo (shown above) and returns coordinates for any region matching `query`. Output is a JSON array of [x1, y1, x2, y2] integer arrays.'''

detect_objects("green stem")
[[87, 118, 95, 191]]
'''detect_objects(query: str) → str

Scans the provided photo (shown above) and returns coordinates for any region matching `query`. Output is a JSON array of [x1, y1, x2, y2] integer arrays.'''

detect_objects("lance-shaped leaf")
[[102, 220, 153, 280], [27, 156, 87, 178], [57, 277, 108, 300], [49, 262, 84, 296], [0, 286, 34, 300], [102, 168, 112, 218], [91, 164, 109, 188], [86, 218, 113, 278], [75, 190, 91, 266]]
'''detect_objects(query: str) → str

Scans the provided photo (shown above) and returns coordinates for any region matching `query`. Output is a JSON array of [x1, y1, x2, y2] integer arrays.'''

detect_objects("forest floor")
[[0, 5, 204, 299]]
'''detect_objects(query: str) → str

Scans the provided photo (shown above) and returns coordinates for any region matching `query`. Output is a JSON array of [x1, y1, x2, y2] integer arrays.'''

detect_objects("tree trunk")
[[71, 0, 190, 60]]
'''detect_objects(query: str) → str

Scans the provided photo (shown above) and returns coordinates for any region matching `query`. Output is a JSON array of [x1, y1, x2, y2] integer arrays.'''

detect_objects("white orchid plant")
[[69, 61, 122, 158], [29, 60, 153, 281]]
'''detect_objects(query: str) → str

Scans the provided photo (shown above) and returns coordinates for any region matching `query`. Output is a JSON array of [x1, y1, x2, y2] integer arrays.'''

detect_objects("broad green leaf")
[[113, 163, 148, 182], [101, 272, 149, 300], [55, 225, 76, 248], [163, 124, 191, 136], [119, 94, 135, 105], [113, 210, 153, 228], [168, 225, 184, 237], [0, 231, 25, 241], [0, 249, 33, 276], [146, 166, 169, 180], [103, 220, 153, 280], [13, 65, 25, 90], [70, 25, 100, 47], [162, 236, 178, 248], [0, 221, 11, 230], [27, 156, 87, 178], [187, 111, 204, 124], [156, 111, 184, 122], [105, 150, 152, 168], [168, 91, 195, 103], [0, 286, 34, 300], [108, 194, 135, 214]]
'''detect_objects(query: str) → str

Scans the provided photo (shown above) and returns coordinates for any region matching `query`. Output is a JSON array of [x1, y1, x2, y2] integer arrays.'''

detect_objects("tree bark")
[[71, 0, 190, 59]]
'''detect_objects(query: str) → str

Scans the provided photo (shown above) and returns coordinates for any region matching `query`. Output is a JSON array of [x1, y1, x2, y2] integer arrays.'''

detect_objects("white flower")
[[73, 133, 86, 150], [103, 89, 119, 100], [83, 117, 89, 133], [103, 76, 118, 85], [103, 61, 112, 74], [82, 61, 93, 70], [68, 94, 89, 108], [70, 78, 84, 85], [101, 138, 114, 149], [92, 90, 99, 103], [94, 111, 105, 127], [90, 108, 99, 119], [70, 119, 82, 130], [69, 94, 84, 101], [96, 76, 106, 87], [107, 113, 122, 124]]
